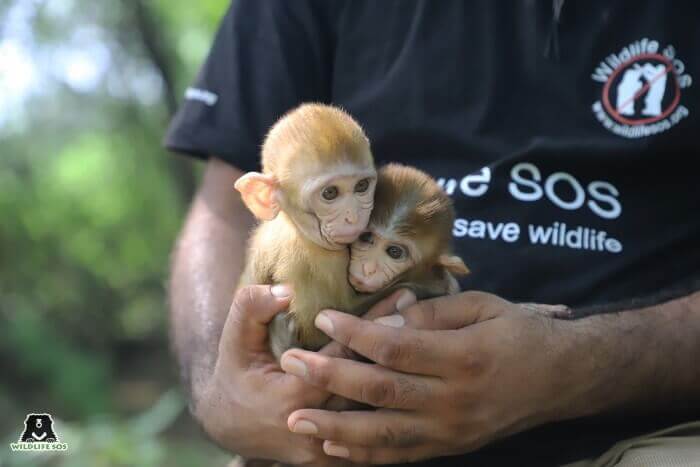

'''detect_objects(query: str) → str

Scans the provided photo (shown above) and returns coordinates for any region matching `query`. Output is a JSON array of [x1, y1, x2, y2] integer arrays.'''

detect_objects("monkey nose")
[[363, 261, 376, 276], [345, 210, 358, 224]]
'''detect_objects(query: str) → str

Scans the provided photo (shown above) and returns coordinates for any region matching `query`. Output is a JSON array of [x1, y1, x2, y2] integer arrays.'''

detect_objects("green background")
[[1, 1, 231, 465]]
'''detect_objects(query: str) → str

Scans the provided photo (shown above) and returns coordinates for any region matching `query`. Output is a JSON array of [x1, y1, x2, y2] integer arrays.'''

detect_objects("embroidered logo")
[[591, 38, 692, 138]]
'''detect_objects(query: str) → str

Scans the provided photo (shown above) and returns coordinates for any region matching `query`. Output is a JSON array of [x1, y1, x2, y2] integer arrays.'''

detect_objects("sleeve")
[[163, 0, 334, 171]]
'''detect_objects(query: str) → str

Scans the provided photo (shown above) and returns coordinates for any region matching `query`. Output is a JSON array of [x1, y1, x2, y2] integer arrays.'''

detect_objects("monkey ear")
[[438, 255, 470, 275], [234, 172, 280, 220]]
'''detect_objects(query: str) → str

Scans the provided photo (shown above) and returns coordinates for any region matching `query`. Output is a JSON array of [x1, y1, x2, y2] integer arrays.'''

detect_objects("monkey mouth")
[[327, 227, 365, 244], [324, 229, 364, 245], [349, 274, 381, 293], [332, 233, 362, 244]]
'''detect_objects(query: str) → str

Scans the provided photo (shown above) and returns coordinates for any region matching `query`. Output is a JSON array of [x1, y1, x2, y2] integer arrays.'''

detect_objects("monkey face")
[[302, 165, 377, 247], [348, 229, 418, 293]]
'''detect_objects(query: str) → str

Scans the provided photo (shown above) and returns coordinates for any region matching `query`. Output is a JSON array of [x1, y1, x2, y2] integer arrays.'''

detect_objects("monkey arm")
[[351, 274, 454, 314], [395, 267, 460, 301], [168, 157, 254, 408]]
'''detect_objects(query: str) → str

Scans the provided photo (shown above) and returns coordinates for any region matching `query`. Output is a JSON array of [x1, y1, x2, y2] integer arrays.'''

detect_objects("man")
[[165, 1, 700, 465]]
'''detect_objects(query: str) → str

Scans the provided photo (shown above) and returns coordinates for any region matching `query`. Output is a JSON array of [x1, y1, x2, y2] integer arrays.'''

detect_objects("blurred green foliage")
[[0, 0, 230, 465]]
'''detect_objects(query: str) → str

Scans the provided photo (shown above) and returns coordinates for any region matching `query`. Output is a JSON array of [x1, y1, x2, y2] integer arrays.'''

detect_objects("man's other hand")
[[283, 291, 578, 464]]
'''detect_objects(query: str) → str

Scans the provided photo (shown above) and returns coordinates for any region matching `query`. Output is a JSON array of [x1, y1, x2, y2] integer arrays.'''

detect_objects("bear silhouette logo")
[[19, 413, 59, 443]]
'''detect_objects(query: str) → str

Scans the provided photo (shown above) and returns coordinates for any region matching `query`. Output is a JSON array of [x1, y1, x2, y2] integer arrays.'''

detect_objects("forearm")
[[169, 158, 253, 408], [555, 290, 700, 421]]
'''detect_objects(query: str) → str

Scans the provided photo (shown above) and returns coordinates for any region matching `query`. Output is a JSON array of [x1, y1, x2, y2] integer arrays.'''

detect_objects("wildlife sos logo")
[[591, 38, 692, 138], [9, 413, 68, 452]]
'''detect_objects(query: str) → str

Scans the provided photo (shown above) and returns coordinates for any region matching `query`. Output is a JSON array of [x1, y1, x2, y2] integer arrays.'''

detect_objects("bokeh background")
[[1, 1, 231, 465]]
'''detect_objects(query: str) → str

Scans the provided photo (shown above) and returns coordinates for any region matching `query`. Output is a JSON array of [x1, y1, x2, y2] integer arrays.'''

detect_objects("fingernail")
[[292, 420, 318, 435], [396, 290, 417, 311], [271, 284, 291, 298], [315, 312, 334, 335], [374, 314, 405, 328], [324, 441, 349, 458], [281, 355, 307, 377]]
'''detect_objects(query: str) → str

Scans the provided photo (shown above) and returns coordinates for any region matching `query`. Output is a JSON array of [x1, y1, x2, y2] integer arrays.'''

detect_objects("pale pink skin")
[[300, 167, 377, 248], [349, 229, 418, 293]]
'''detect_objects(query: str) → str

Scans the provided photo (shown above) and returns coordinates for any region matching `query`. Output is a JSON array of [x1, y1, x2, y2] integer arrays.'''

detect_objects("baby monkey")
[[349, 164, 469, 301], [235, 103, 377, 359]]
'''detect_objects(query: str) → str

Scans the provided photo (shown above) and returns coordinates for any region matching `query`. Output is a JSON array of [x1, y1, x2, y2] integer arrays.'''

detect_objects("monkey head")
[[235, 104, 376, 249], [349, 164, 469, 293]]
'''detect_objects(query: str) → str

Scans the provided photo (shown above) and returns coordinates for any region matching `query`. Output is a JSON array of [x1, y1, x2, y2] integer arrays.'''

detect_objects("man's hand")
[[281, 291, 576, 464], [195, 284, 415, 464]]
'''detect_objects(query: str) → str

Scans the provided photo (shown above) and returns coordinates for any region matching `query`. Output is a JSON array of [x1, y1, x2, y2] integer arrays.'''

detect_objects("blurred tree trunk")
[[127, 0, 197, 202]]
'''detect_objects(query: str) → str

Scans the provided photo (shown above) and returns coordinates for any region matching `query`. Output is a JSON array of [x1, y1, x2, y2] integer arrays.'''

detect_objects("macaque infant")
[[234, 103, 377, 359], [349, 164, 469, 301]]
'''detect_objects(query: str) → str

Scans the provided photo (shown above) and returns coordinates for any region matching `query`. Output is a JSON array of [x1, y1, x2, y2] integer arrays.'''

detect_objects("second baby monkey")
[[349, 163, 469, 300]]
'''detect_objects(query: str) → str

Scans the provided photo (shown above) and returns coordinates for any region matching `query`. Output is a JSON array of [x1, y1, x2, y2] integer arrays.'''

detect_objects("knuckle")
[[376, 424, 398, 446], [415, 299, 439, 328], [462, 290, 487, 311], [423, 299, 439, 328], [395, 374, 430, 407], [372, 338, 403, 367], [404, 299, 438, 330], [459, 348, 487, 377], [278, 393, 302, 419], [308, 356, 333, 389], [322, 418, 343, 441], [279, 380, 310, 413], [336, 319, 361, 349], [289, 437, 319, 465], [362, 379, 396, 407], [377, 334, 424, 368], [375, 422, 419, 448], [232, 286, 258, 313], [300, 434, 319, 450], [462, 290, 489, 301], [395, 424, 421, 447]]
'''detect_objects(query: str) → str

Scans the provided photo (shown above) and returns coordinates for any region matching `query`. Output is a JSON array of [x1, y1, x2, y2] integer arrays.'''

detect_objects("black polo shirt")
[[165, 1, 700, 464]]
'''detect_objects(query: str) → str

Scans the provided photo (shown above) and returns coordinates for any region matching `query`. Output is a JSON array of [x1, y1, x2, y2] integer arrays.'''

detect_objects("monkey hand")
[[279, 291, 581, 464], [195, 284, 414, 465]]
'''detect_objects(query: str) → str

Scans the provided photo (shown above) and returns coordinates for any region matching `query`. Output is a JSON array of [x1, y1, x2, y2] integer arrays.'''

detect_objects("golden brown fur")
[[237, 103, 375, 358], [262, 104, 373, 207], [354, 164, 468, 306], [238, 213, 359, 355], [373, 163, 456, 267]]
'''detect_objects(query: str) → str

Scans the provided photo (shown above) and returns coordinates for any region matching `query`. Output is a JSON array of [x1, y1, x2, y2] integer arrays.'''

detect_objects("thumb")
[[375, 291, 507, 331], [220, 284, 292, 367]]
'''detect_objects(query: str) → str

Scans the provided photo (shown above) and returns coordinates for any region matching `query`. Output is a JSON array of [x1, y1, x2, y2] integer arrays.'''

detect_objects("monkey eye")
[[386, 245, 406, 260], [321, 186, 339, 201], [354, 178, 370, 193], [358, 231, 373, 243]]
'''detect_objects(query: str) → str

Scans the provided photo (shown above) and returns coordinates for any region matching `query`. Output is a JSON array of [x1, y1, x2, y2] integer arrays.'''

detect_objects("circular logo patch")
[[591, 39, 692, 138]]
